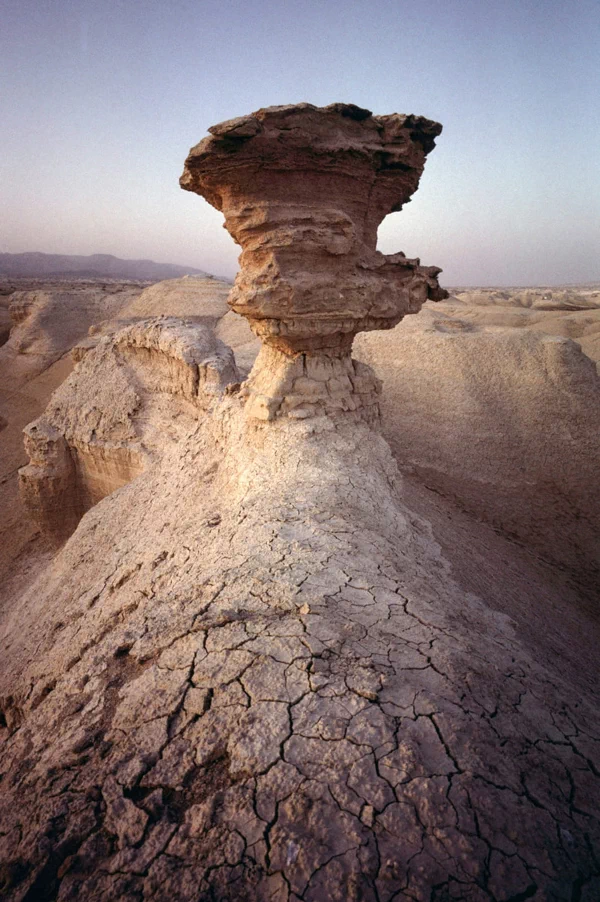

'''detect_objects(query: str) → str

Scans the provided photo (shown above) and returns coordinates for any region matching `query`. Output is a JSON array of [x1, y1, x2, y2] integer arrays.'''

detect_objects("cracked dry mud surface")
[[1, 393, 600, 901]]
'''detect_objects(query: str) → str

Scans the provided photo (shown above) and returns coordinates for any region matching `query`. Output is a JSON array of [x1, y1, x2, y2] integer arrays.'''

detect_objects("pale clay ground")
[[0, 278, 599, 900]]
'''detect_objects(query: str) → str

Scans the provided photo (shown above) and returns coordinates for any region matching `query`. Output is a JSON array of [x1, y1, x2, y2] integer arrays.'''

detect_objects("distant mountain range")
[[0, 252, 208, 281]]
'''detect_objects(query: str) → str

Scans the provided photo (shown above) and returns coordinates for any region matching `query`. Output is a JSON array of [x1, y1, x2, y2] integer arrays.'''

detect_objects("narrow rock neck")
[[242, 343, 382, 425]]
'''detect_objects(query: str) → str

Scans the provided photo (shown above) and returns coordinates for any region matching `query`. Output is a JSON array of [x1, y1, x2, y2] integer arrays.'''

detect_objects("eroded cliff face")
[[1, 285, 143, 380], [1, 106, 600, 901], [19, 319, 239, 543]]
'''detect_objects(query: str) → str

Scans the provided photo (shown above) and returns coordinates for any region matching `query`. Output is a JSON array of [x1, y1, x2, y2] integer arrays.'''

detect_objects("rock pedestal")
[[181, 102, 447, 419]]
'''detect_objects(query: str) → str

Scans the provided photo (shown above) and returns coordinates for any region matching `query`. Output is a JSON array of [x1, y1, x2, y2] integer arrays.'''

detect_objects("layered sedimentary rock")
[[181, 102, 447, 419], [0, 277, 238, 583], [19, 318, 239, 543]]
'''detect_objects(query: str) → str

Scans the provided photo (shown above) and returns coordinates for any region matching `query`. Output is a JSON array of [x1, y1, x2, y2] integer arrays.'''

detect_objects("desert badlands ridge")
[[0, 103, 599, 901]]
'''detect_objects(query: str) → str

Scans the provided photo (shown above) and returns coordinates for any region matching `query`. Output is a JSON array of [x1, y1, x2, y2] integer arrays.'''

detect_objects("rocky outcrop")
[[0, 276, 237, 584], [181, 103, 447, 419], [2, 109, 600, 902], [70, 277, 234, 362], [19, 318, 239, 543]]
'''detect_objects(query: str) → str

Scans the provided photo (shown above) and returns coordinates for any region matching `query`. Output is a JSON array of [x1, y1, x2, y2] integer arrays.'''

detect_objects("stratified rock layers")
[[181, 103, 447, 419], [19, 319, 239, 543], [2, 107, 599, 902]]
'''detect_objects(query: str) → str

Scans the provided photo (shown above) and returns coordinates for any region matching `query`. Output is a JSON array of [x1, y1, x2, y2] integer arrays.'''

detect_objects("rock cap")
[[181, 102, 447, 355]]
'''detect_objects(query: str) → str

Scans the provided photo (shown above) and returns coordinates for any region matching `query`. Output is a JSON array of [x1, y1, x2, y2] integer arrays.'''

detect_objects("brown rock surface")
[[181, 103, 447, 419]]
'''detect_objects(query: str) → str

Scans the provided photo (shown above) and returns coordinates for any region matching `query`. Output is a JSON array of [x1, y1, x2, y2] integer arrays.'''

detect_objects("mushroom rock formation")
[[3, 107, 600, 902], [180, 102, 448, 420]]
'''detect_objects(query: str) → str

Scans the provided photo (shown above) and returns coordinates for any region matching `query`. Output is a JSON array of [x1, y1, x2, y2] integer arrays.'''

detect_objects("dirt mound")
[[2, 341, 599, 900]]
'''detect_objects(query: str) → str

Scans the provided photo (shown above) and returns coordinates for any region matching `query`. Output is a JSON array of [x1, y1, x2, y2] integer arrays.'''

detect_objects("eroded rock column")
[[181, 102, 447, 420]]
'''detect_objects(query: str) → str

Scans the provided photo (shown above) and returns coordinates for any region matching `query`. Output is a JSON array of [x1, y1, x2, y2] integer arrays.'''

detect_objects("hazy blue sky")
[[1, 0, 598, 285]]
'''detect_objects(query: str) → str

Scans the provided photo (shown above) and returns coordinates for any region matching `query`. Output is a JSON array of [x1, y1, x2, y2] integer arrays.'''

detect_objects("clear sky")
[[1, 0, 598, 285]]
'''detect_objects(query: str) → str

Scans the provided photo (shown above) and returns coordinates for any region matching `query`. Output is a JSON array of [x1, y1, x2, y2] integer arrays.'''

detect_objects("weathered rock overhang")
[[181, 102, 447, 420]]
